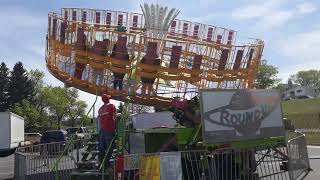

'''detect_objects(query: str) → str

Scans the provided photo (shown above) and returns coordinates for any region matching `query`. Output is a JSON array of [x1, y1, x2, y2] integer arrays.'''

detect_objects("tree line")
[[0, 62, 88, 132], [254, 62, 320, 90]]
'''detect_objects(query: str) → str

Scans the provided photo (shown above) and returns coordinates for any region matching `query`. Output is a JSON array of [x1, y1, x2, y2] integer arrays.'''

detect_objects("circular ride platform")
[[46, 8, 264, 106]]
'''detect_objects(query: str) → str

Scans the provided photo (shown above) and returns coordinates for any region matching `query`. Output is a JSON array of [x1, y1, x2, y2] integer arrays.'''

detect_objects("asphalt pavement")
[[305, 146, 320, 180], [0, 154, 14, 180], [1, 146, 320, 179]]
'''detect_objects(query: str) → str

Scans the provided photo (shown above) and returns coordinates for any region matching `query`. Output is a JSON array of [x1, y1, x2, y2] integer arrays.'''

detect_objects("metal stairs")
[[70, 133, 114, 180]]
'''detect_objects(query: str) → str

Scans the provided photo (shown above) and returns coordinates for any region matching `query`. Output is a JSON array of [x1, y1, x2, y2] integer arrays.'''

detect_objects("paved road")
[[305, 146, 320, 180], [1, 146, 320, 179], [0, 154, 14, 180]]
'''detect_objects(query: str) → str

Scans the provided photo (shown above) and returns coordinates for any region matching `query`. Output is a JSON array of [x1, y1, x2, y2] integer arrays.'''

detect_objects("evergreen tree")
[[0, 62, 10, 111], [8, 62, 35, 108]]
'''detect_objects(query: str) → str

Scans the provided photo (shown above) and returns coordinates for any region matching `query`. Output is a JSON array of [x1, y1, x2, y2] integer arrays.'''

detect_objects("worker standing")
[[98, 94, 117, 168]]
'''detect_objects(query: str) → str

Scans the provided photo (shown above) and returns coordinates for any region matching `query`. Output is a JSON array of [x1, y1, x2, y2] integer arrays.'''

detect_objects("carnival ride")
[[46, 6, 264, 107], [45, 5, 289, 180]]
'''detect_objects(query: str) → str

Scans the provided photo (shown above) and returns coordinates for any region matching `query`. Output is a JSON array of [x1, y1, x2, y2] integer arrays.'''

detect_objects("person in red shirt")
[[98, 94, 117, 168]]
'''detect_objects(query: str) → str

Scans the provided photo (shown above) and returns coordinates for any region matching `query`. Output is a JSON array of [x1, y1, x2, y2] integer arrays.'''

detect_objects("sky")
[[0, 0, 319, 114]]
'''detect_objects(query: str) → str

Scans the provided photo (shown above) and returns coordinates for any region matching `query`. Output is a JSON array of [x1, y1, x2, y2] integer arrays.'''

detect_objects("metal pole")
[[93, 100, 96, 133]]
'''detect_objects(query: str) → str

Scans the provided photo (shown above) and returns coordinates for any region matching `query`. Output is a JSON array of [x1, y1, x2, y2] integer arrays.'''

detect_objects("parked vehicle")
[[25, 133, 42, 145], [66, 127, 91, 140], [40, 130, 68, 155], [0, 112, 25, 157]]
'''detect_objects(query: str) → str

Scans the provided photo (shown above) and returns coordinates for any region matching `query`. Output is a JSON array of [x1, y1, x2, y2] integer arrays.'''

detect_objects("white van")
[[0, 112, 24, 156]]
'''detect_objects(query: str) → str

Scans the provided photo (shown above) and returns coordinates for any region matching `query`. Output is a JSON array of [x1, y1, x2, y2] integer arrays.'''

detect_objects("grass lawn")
[[282, 98, 320, 144]]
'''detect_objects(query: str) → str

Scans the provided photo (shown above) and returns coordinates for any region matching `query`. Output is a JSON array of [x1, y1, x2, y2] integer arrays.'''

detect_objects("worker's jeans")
[[98, 129, 115, 169]]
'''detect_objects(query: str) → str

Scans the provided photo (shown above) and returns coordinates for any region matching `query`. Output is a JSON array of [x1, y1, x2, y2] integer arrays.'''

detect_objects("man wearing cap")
[[98, 94, 117, 168]]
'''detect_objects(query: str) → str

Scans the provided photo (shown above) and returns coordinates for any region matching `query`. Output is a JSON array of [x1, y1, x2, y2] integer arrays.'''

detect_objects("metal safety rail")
[[287, 132, 311, 179], [123, 134, 311, 180], [61, 8, 237, 45], [123, 143, 290, 180], [46, 10, 264, 106], [14, 140, 86, 180], [14, 133, 310, 180]]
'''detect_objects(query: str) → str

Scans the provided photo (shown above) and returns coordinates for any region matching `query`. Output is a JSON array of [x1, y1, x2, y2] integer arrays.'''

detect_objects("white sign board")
[[160, 152, 182, 180], [200, 89, 284, 144], [132, 111, 177, 129]]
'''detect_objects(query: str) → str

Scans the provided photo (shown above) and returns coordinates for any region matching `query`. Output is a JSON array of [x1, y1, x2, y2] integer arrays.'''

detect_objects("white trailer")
[[0, 112, 24, 156]]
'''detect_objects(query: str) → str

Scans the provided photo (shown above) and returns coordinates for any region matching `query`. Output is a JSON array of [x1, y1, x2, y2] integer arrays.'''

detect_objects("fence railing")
[[124, 143, 290, 180], [14, 133, 310, 180], [14, 139, 86, 180], [287, 132, 311, 180]]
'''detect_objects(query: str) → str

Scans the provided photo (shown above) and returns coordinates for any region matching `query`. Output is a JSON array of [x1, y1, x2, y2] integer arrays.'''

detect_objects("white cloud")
[[257, 10, 293, 30], [279, 29, 320, 80], [297, 2, 317, 14], [232, 0, 288, 20], [0, 7, 45, 37], [231, 0, 293, 30], [282, 30, 320, 60]]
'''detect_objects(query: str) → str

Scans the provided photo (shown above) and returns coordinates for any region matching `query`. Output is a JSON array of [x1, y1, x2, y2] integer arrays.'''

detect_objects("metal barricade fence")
[[123, 142, 291, 180], [14, 134, 310, 180], [14, 139, 85, 180], [287, 132, 311, 180]]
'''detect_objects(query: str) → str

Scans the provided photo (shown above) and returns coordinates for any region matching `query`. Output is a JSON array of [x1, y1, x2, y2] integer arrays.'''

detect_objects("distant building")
[[282, 86, 320, 100]]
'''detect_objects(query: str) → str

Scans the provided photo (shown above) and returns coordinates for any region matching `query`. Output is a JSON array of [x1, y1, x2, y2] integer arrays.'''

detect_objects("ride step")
[[76, 160, 99, 170], [81, 150, 99, 155], [70, 171, 112, 180], [87, 141, 99, 145], [81, 150, 99, 160]]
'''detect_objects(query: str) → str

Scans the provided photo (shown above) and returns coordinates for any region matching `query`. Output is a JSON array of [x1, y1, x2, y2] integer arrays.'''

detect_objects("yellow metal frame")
[[46, 9, 264, 106]]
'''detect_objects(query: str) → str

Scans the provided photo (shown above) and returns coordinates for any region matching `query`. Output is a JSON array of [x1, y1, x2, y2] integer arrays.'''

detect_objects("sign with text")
[[160, 152, 182, 180], [200, 89, 284, 144]]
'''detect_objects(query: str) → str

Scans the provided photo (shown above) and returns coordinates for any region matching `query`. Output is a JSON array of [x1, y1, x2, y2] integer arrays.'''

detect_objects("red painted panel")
[[118, 14, 123, 26], [183, 23, 188, 37], [96, 12, 100, 24], [170, 21, 176, 34], [92, 39, 110, 56], [111, 36, 129, 60], [191, 55, 202, 81], [60, 21, 66, 44], [52, 18, 57, 38], [106, 13, 112, 25], [207, 27, 213, 41], [132, 15, 138, 27], [82, 11, 87, 23], [72, 11, 77, 21], [233, 50, 244, 70], [217, 35, 223, 44], [48, 16, 51, 36], [192, 55, 202, 70], [169, 46, 182, 68], [76, 28, 86, 50], [218, 49, 229, 70], [246, 48, 255, 69], [64, 10, 68, 20], [193, 25, 199, 38], [227, 31, 234, 45], [145, 42, 158, 63]]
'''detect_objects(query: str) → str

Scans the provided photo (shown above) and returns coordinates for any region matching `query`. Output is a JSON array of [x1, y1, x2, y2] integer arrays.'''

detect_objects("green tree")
[[8, 62, 35, 108], [67, 96, 87, 127], [29, 70, 45, 94], [255, 63, 280, 89], [13, 100, 49, 132], [0, 62, 10, 111], [290, 70, 320, 87], [42, 86, 87, 129]]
